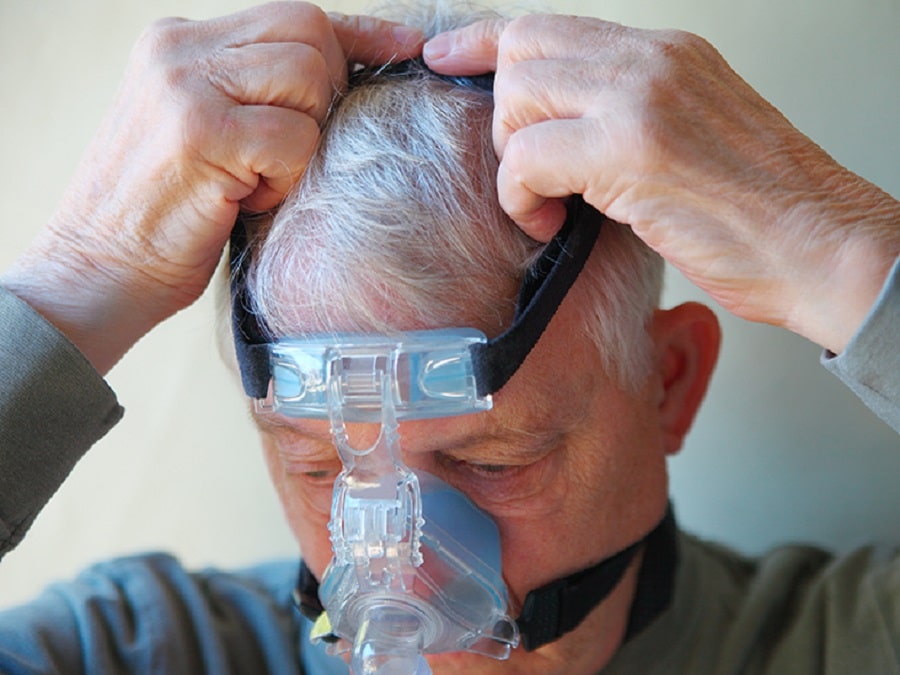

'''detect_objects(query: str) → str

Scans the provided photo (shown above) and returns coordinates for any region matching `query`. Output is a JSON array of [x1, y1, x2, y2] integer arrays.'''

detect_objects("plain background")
[[0, 0, 897, 609]]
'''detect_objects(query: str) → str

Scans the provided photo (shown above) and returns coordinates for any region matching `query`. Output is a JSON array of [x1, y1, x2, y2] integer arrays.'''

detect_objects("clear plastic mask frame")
[[254, 329, 519, 674], [254, 328, 492, 423]]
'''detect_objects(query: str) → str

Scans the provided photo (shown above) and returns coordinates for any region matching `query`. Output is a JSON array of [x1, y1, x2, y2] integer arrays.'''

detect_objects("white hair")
[[241, 1, 664, 392]]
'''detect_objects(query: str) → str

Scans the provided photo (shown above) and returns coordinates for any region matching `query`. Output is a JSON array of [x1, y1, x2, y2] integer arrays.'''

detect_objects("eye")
[[465, 462, 520, 476], [438, 455, 524, 480], [302, 468, 339, 482], [301, 469, 340, 487]]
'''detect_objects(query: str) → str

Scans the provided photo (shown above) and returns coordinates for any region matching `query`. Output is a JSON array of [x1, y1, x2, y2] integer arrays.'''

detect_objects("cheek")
[[489, 420, 669, 608], [261, 437, 334, 576], [485, 461, 602, 608]]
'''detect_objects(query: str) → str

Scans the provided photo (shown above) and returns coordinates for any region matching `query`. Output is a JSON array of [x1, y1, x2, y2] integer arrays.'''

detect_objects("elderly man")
[[1, 2, 898, 674]]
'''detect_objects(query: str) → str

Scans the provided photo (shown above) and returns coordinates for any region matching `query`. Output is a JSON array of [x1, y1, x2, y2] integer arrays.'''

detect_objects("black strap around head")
[[516, 536, 642, 651], [470, 196, 603, 396], [229, 197, 604, 401], [517, 505, 678, 651], [349, 56, 495, 94], [229, 220, 272, 399]]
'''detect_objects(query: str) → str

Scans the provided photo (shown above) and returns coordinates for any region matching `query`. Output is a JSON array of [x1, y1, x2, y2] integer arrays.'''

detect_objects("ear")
[[650, 302, 721, 455]]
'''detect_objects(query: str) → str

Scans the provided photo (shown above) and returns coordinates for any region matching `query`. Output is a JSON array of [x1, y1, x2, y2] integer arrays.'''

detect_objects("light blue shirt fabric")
[[0, 552, 345, 674]]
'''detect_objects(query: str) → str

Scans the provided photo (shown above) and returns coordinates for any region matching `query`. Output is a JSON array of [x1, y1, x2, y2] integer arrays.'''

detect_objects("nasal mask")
[[265, 330, 516, 672], [231, 197, 649, 672]]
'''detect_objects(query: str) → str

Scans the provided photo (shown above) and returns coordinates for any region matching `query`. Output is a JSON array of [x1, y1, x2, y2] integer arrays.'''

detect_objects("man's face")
[[253, 288, 675, 673]]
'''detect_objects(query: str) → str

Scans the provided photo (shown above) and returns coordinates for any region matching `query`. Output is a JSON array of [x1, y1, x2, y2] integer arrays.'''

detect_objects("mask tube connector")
[[352, 603, 432, 675]]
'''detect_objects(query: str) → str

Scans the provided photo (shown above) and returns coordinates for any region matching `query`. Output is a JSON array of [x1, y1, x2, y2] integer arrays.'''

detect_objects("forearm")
[[781, 166, 900, 355], [0, 287, 123, 559]]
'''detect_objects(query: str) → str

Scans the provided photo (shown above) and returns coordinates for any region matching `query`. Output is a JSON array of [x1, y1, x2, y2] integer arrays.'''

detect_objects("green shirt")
[[607, 532, 900, 674]]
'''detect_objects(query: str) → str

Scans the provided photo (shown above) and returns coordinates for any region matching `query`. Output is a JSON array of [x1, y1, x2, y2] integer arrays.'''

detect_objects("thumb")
[[423, 18, 507, 75]]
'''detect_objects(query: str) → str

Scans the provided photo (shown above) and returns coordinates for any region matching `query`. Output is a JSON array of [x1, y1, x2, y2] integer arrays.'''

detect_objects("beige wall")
[[1, 0, 898, 608]]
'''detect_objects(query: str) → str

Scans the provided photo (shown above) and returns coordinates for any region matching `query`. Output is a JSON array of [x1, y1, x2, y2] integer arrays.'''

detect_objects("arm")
[[423, 16, 900, 380], [2, 4, 423, 376], [0, 2, 423, 556], [0, 289, 122, 559]]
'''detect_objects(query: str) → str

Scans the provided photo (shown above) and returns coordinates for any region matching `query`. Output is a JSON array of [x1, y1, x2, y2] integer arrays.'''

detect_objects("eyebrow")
[[420, 423, 563, 466], [251, 413, 332, 443], [251, 411, 561, 466]]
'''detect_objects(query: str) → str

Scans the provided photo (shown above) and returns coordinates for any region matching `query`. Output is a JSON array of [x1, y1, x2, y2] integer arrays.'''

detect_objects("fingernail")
[[392, 25, 424, 48], [423, 34, 452, 61]]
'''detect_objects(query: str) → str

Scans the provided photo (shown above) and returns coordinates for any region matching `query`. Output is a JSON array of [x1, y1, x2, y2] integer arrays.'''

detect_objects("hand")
[[424, 15, 900, 353], [2, 2, 423, 374]]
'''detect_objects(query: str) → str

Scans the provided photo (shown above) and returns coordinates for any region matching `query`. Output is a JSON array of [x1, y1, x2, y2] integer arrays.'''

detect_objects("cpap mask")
[[261, 330, 518, 672], [231, 196, 670, 672]]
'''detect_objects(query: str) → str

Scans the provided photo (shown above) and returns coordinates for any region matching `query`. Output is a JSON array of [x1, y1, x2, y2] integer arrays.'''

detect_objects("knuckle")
[[498, 15, 531, 54], [329, 11, 362, 34], [504, 14, 543, 41], [502, 128, 537, 174], [132, 18, 203, 93], [135, 17, 188, 62], [646, 29, 711, 69], [291, 2, 330, 33]]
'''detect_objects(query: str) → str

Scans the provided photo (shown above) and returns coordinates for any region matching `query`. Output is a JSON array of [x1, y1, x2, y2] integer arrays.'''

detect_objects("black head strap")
[[230, 221, 272, 399], [516, 505, 678, 650], [349, 56, 495, 93], [471, 196, 602, 396], [230, 196, 601, 400]]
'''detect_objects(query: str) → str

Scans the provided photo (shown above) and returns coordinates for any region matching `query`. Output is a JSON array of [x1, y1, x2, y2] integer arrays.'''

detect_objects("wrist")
[[784, 174, 900, 353], [2, 244, 167, 376]]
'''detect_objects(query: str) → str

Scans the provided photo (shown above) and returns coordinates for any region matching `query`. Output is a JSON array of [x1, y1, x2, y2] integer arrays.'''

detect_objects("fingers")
[[496, 119, 603, 242], [491, 58, 616, 158], [210, 42, 336, 121], [424, 15, 621, 74], [424, 14, 633, 238], [423, 18, 507, 74], [157, 3, 427, 211], [328, 12, 424, 64], [237, 106, 322, 204], [193, 102, 321, 204], [201, 3, 423, 71]]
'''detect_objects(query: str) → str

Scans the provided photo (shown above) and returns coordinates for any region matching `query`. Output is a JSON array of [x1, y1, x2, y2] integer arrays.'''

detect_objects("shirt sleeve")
[[0, 553, 306, 675], [822, 255, 900, 433], [0, 287, 124, 558]]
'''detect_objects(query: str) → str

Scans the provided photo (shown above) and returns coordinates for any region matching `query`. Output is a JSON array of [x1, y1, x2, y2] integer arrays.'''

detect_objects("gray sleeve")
[[0, 287, 124, 558], [822, 256, 900, 433]]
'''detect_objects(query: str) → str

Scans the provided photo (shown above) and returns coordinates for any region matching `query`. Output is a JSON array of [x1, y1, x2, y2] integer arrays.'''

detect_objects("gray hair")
[[242, 1, 664, 392]]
